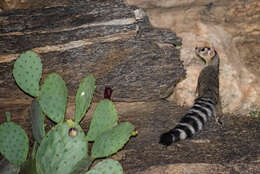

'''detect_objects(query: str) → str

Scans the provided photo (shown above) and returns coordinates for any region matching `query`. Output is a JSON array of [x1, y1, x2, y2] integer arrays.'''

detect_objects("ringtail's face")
[[195, 47, 216, 65]]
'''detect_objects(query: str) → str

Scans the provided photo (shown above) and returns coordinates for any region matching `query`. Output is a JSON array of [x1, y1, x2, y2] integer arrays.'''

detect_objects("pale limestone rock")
[[126, 0, 260, 114], [0, 0, 20, 10], [0, 0, 33, 10], [170, 64, 201, 106]]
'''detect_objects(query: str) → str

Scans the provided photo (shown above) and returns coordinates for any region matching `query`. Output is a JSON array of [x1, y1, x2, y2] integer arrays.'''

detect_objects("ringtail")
[[159, 46, 220, 146]]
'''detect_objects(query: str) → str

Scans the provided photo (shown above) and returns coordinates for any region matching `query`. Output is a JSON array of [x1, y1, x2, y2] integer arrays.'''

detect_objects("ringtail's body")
[[159, 47, 220, 146]]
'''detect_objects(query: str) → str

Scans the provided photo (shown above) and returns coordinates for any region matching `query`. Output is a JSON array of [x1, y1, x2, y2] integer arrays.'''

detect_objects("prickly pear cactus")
[[36, 121, 89, 174], [13, 51, 42, 97], [75, 75, 96, 123], [31, 100, 45, 143], [91, 122, 134, 158], [86, 99, 118, 141], [0, 113, 29, 166], [86, 159, 123, 174], [39, 73, 68, 123]]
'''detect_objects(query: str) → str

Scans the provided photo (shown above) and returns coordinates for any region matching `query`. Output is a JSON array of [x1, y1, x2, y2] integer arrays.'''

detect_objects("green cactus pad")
[[36, 122, 88, 174], [70, 157, 93, 174], [86, 159, 123, 174], [39, 73, 68, 123], [31, 100, 45, 143], [0, 122, 29, 166], [75, 75, 96, 123], [91, 122, 134, 159], [86, 99, 118, 141], [13, 51, 42, 97]]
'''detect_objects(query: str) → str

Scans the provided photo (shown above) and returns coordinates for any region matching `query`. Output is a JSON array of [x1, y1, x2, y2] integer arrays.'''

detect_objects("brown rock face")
[[126, 0, 260, 114], [116, 101, 260, 174], [0, 0, 68, 10], [0, 0, 185, 122], [139, 163, 260, 174]]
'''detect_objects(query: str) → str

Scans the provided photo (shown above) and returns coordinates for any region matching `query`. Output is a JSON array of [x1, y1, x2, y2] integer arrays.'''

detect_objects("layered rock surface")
[[0, 0, 185, 121]]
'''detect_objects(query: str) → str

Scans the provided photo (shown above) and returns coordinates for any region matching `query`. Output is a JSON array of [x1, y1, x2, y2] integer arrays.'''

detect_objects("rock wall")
[[0, 0, 185, 122], [0, 0, 67, 10], [127, 0, 260, 114], [1, 0, 259, 114]]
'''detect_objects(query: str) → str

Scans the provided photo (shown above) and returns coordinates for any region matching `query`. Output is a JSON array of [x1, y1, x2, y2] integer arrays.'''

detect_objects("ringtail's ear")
[[208, 48, 219, 67]]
